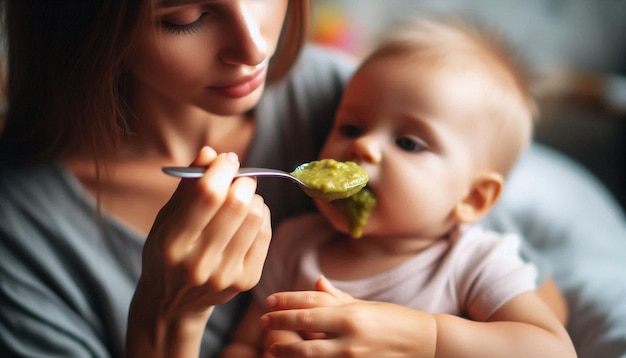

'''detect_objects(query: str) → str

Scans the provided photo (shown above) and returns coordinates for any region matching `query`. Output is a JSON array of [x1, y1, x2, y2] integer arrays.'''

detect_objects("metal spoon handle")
[[162, 166, 206, 178], [162, 166, 309, 187], [236, 167, 295, 179]]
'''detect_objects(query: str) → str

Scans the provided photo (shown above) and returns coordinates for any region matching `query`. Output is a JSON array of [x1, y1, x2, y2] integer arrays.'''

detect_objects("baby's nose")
[[349, 135, 381, 164]]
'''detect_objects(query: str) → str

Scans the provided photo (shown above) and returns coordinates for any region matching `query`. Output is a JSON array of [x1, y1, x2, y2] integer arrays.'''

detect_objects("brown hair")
[[268, 1, 311, 83], [0, 0, 311, 164]]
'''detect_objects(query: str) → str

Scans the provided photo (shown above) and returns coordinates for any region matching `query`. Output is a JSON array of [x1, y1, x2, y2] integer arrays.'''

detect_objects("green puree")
[[290, 159, 376, 238], [290, 159, 368, 201], [331, 188, 376, 238]]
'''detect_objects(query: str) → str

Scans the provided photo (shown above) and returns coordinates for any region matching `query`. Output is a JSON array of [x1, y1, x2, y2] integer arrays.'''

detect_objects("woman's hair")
[[0, 0, 311, 164], [269, 1, 311, 83]]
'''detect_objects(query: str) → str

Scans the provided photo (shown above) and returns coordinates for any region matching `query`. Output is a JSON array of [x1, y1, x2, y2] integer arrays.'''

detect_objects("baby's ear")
[[453, 172, 504, 223]]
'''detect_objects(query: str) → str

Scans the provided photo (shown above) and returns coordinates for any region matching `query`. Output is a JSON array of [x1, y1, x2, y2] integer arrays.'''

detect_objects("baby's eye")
[[395, 136, 427, 153], [338, 124, 363, 138]]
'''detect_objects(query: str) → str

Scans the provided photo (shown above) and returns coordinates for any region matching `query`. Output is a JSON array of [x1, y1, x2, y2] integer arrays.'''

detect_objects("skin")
[[224, 54, 576, 357]]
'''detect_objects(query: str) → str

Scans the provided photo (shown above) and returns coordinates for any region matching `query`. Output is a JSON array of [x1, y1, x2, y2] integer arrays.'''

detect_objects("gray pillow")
[[483, 143, 626, 358]]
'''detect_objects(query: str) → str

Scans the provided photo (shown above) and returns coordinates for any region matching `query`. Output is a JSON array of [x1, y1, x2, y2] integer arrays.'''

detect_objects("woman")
[[1, 1, 624, 357], [0, 1, 337, 356]]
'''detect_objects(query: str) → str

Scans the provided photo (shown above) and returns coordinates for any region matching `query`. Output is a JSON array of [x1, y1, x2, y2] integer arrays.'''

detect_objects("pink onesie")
[[255, 213, 537, 321]]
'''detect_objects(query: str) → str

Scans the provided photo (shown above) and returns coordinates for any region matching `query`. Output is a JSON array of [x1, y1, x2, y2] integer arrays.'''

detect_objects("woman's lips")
[[211, 67, 267, 98]]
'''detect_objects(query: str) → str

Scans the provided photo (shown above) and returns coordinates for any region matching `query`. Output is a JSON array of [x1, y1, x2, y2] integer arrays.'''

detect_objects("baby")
[[222, 16, 575, 357]]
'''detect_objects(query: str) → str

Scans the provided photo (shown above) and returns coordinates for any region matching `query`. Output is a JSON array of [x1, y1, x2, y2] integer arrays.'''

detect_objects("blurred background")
[[310, 0, 626, 210]]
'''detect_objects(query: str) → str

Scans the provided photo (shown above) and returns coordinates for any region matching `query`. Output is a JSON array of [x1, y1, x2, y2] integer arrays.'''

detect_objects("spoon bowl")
[[162, 166, 366, 201]]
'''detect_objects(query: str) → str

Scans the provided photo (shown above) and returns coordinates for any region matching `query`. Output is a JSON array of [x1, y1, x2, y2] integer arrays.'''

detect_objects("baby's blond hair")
[[364, 15, 535, 176]]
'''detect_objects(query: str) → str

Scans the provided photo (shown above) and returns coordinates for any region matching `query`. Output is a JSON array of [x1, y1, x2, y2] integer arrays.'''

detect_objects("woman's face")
[[127, 0, 289, 116]]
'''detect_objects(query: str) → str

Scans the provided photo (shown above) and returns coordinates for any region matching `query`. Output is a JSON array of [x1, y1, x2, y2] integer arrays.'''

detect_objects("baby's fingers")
[[315, 276, 353, 302], [260, 307, 343, 337], [267, 339, 344, 358], [266, 290, 344, 312]]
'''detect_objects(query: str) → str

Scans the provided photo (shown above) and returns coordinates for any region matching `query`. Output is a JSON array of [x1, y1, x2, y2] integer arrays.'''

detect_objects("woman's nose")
[[349, 135, 382, 164], [219, 3, 268, 66]]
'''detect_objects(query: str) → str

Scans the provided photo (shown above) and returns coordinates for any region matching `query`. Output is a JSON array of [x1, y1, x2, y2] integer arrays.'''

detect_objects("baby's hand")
[[261, 276, 437, 358], [262, 330, 303, 358]]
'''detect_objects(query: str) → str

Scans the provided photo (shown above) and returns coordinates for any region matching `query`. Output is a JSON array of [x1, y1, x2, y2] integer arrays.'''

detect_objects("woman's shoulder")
[[0, 161, 91, 211], [0, 161, 100, 247], [278, 44, 357, 92], [0, 161, 140, 357], [0, 161, 69, 206], [258, 44, 357, 126]]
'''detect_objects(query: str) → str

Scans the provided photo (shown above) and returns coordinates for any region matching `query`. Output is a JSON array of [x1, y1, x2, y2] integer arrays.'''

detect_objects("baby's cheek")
[[316, 200, 349, 232]]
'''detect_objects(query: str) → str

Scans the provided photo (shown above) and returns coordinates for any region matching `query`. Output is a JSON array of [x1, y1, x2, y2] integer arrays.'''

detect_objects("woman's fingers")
[[199, 191, 271, 291], [132, 147, 275, 356], [268, 339, 343, 358], [145, 147, 273, 304], [154, 150, 240, 263], [191, 177, 257, 284], [229, 194, 272, 288], [178, 151, 241, 240]]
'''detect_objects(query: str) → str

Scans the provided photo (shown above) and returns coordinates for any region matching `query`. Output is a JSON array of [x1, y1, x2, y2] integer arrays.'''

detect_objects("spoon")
[[162, 166, 366, 201]]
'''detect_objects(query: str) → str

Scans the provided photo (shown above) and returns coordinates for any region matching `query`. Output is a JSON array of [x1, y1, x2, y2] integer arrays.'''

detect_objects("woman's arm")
[[220, 299, 268, 357], [126, 147, 273, 357], [260, 277, 575, 358]]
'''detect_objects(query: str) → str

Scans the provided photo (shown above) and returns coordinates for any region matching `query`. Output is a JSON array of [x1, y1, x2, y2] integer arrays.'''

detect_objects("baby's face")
[[317, 55, 496, 239]]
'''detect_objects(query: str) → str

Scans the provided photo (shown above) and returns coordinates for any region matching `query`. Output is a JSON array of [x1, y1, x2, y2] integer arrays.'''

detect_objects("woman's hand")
[[260, 277, 437, 358], [127, 147, 272, 358]]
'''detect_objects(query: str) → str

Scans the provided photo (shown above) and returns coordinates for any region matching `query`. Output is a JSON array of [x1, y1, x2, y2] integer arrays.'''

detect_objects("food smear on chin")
[[331, 187, 376, 238]]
